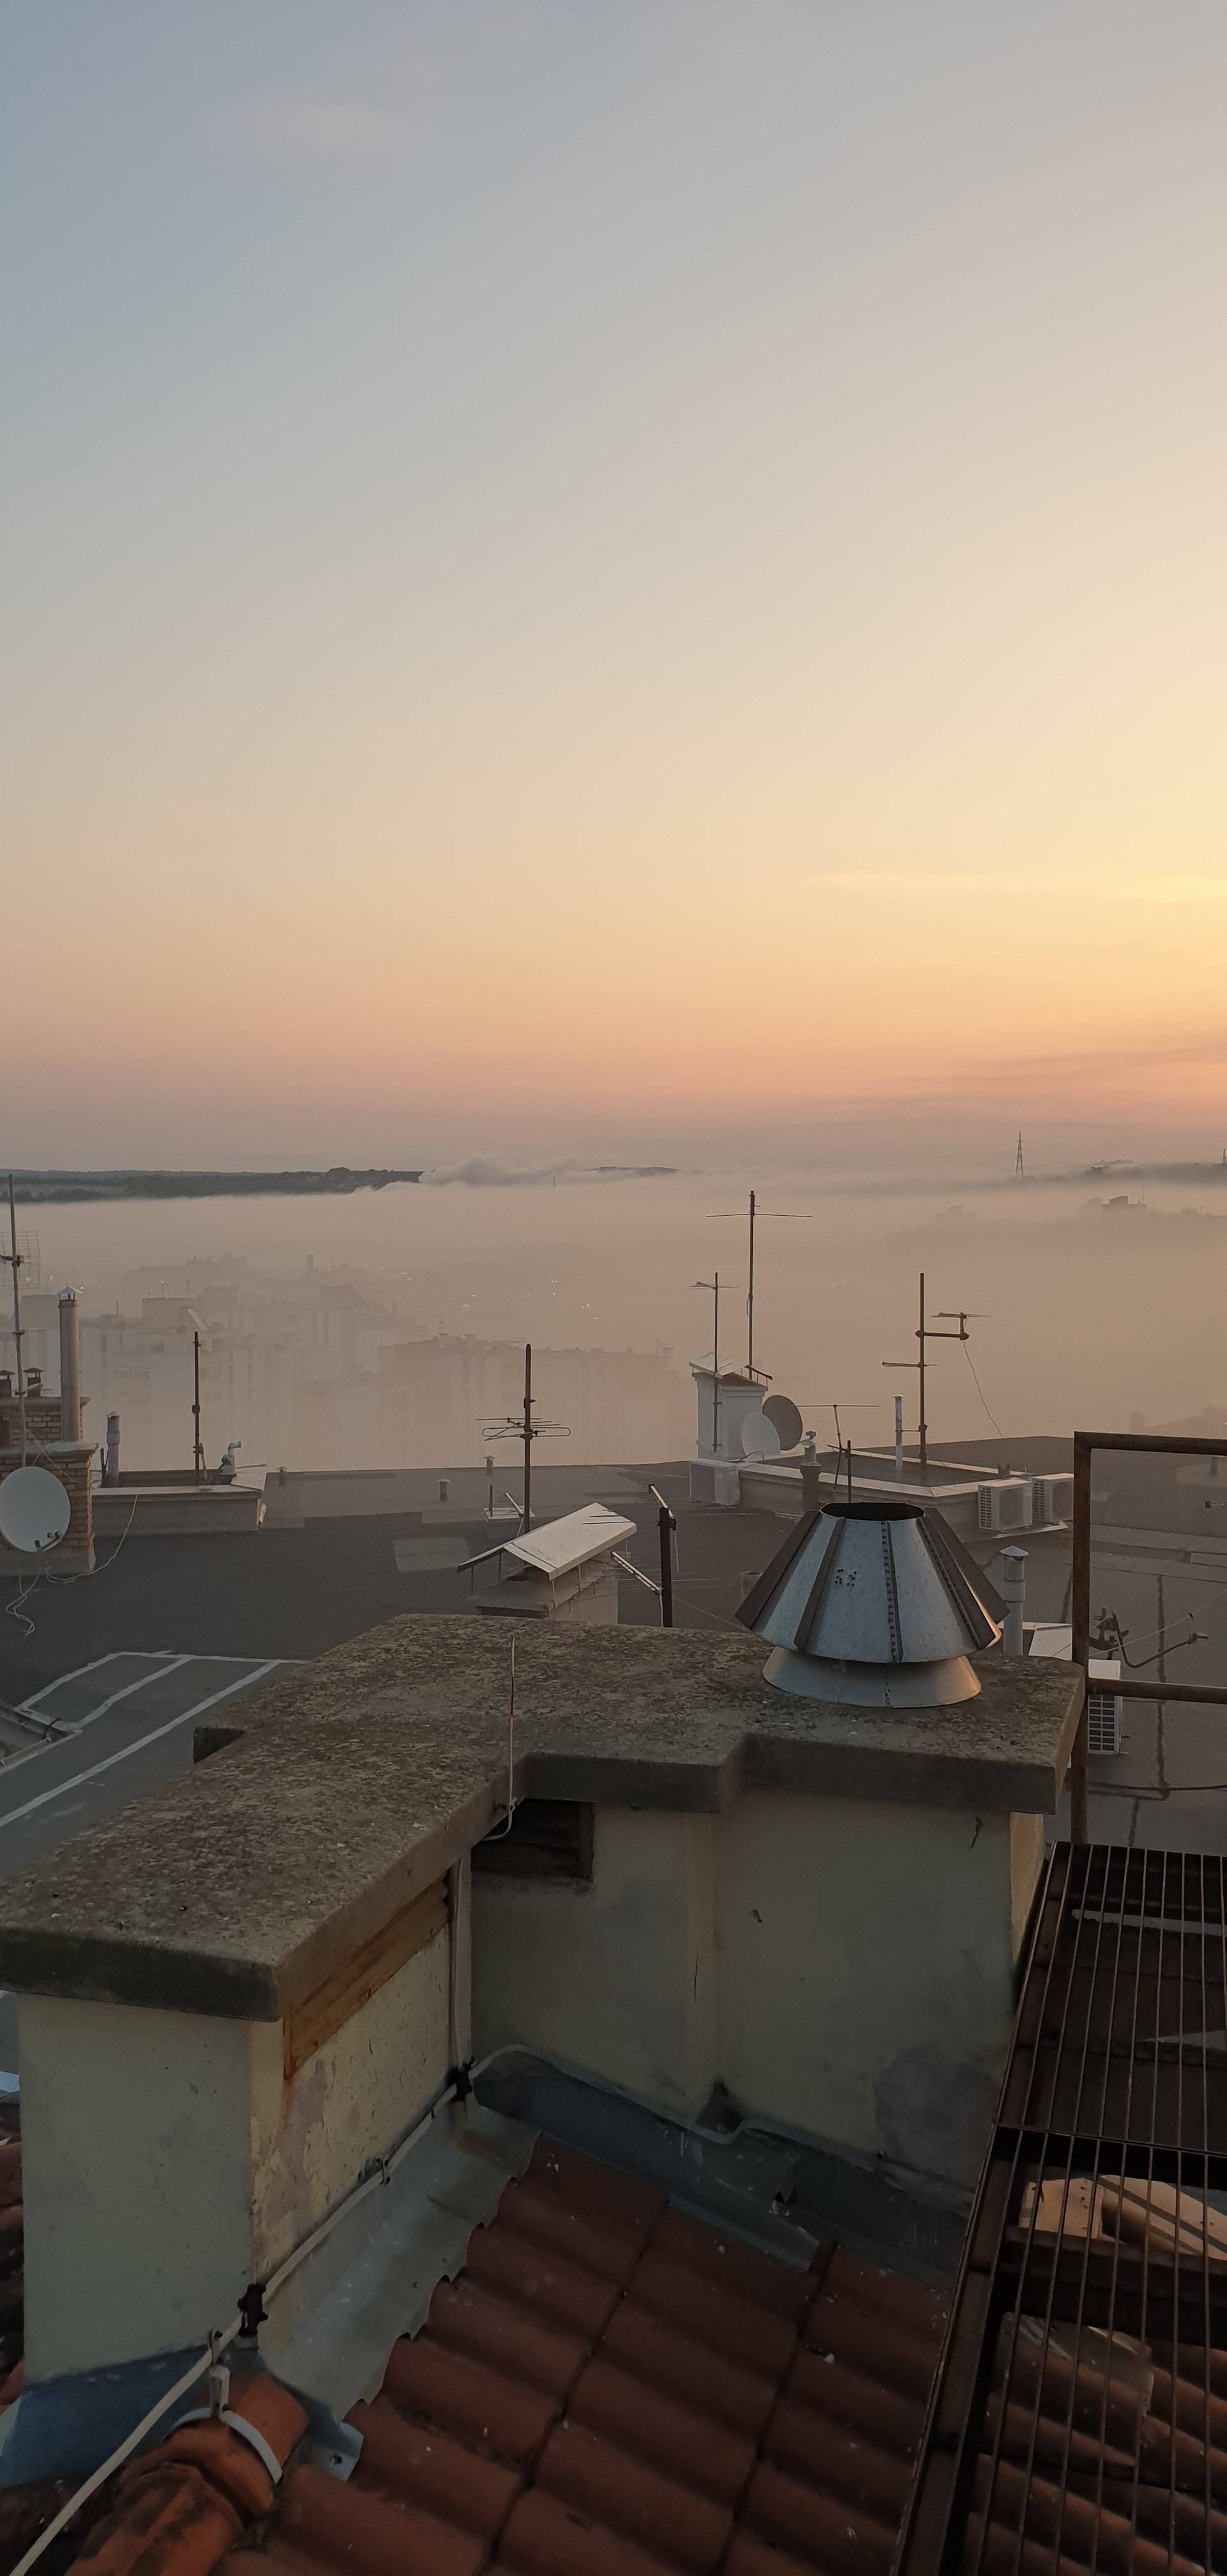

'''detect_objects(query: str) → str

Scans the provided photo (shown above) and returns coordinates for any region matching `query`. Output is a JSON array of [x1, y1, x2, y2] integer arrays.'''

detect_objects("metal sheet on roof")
[[505, 1503, 637, 1579]]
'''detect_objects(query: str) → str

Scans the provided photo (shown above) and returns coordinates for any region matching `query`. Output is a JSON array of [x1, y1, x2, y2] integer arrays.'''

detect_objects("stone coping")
[[0, 1614, 1081, 2023]]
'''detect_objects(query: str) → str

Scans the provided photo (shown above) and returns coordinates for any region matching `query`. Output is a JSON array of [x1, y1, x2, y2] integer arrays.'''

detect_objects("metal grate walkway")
[[900, 1843, 1227, 2574]]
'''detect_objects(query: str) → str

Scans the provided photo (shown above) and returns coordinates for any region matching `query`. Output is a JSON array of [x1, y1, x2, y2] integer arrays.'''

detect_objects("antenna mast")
[[4, 1178, 27, 1468], [480, 1344, 569, 1535], [882, 1271, 984, 1473], [1015, 1130, 1026, 1179]]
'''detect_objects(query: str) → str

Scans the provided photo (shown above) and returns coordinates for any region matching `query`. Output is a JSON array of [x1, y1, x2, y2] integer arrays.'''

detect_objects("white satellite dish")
[[0, 1466, 71, 1554], [763, 1393, 804, 1452], [741, 1411, 782, 1460]]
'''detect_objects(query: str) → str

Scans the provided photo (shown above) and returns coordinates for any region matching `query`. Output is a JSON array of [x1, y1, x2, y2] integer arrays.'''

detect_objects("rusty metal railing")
[[1070, 1429, 1227, 1844]]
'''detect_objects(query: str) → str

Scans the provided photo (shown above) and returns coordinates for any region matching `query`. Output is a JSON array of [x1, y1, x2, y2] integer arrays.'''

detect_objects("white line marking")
[[0, 1662, 282, 1833], [21, 1656, 192, 1731], [19, 1653, 133, 1713]]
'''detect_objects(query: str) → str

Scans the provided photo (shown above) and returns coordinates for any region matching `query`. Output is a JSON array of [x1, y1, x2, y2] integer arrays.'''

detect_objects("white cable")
[[6, 2317, 241, 2576]]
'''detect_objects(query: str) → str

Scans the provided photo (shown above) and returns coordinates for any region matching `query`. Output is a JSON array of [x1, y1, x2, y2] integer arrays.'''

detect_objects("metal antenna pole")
[[746, 1192, 755, 1377], [650, 1484, 676, 1629], [918, 1271, 927, 1474], [192, 1330, 204, 1483], [523, 1343, 532, 1532], [6, 1177, 26, 1468]]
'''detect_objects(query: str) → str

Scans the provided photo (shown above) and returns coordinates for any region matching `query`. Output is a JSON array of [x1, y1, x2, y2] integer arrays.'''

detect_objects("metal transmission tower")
[[1015, 1131, 1025, 1179], [481, 1343, 569, 1533], [881, 1272, 985, 1474]]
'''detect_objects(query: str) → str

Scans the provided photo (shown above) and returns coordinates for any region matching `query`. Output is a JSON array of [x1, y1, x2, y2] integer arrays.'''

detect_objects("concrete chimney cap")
[[737, 1499, 1002, 1706]]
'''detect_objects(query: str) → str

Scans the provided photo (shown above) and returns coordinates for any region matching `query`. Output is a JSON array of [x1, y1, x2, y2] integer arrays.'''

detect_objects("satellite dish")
[[0, 1466, 71, 1554], [763, 1393, 804, 1452], [741, 1411, 782, 1460]]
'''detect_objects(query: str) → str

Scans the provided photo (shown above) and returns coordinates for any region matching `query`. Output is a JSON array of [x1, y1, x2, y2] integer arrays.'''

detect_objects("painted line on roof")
[[19, 1655, 192, 1729], [18, 1653, 134, 1713], [0, 1660, 284, 1834]]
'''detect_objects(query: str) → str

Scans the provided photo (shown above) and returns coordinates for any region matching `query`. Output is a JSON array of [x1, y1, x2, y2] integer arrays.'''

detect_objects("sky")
[[4, 2, 1226, 1171]]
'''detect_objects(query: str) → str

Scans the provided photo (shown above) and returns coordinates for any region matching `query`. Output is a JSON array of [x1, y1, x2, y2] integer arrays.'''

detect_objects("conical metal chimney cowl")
[[736, 1498, 1001, 1706]]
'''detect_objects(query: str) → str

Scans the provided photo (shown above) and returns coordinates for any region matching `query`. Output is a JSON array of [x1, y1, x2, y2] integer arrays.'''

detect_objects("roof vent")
[[736, 1498, 1001, 1706]]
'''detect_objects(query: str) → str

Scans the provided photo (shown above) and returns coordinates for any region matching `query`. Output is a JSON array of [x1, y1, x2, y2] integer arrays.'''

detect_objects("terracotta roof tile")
[[492, 2177, 647, 2290], [382, 2329, 559, 2465], [762, 2395, 916, 2518], [742, 2455, 900, 2574], [75, 2464, 242, 2576], [424, 2278, 590, 2400], [650, 2206, 823, 2323], [465, 2209, 622, 2340], [536, 2420, 732, 2572], [623, 2246, 799, 2378], [347, 2397, 519, 2538], [58, 2133, 947, 2576], [567, 2356, 756, 2504], [496, 2487, 674, 2576], [524, 2140, 665, 2239], [277, 2462, 488, 2576], [599, 2297, 778, 2440]]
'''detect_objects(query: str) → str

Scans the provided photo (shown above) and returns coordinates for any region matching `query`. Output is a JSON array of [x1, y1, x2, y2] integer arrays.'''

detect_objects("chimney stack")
[[57, 1289, 81, 1442]]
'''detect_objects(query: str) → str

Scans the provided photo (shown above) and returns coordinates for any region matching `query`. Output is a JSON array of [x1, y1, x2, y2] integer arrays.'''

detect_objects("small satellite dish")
[[763, 1393, 804, 1452], [741, 1411, 782, 1460], [0, 1466, 71, 1554]]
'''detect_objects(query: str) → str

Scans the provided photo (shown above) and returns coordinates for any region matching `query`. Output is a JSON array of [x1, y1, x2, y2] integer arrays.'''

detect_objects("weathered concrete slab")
[[0, 1616, 1081, 2022]]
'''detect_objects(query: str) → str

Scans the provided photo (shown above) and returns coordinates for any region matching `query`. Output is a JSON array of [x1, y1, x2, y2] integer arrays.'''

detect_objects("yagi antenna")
[[480, 1342, 569, 1533]]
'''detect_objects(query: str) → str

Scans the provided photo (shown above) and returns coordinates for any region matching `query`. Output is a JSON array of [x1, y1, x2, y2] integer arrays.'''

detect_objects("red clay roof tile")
[[278, 2464, 488, 2576], [381, 2329, 559, 2465], [424, 2277, 589, 2399], [536, 2420, 732, 2573], [348, 2396, 519, 2538], [465, 2213, 621, 2340], [785, 2341, 924, 2455], [762, 2398, 915, 2520], [742, 2455, 899, 2575], [651, 2207, 822, 2324], [624, 2247, 798, 2379], [75, 2464, 242, 2576], [567, 2355, 756, 2505], [525, 2140, 665, 2238], [493, 2176, 647, 2289], [497, 2487, 675, 2576], [58, 2133, 948, 2576], [599, 2301, 778, 2439]]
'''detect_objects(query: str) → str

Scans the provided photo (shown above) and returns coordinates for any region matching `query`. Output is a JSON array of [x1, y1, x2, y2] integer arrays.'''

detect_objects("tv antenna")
[[1015, 1131, 1026, 1180], [3, 1177, 27, 1466], [692, 1273, 723, 1455], [481, 1343, 569, 1533], [882, 1273, 985, 1473], [707, 1191, 813, 1379]]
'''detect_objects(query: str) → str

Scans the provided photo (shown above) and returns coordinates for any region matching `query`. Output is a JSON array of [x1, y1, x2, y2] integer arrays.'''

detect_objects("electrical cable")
[[961, 1338, 1005, 1438]]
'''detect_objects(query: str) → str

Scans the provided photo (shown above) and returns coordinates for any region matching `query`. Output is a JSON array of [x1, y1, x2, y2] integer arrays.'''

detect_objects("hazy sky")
[[5, 4, 1226, 1167]]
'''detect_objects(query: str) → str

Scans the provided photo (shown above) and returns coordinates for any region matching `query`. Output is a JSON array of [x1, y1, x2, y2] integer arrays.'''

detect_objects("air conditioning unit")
[[977, 1478, 1033, 1534], [1088, 1682, 1122, 1756], [1034, 1473, 1073, 1527]]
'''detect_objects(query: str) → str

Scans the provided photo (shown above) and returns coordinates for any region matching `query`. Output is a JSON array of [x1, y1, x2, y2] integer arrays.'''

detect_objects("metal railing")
[[1070, 1429, 1227, 1844]]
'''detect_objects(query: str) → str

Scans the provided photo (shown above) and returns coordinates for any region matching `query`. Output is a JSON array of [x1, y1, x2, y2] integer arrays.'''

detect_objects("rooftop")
[[57, 2130, 948, 2576], [0, 1612, 1081, 2021]]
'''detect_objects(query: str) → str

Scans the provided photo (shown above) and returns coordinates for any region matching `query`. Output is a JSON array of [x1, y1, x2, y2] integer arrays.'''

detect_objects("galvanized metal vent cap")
[[737, 1499, 1001, 1707]]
